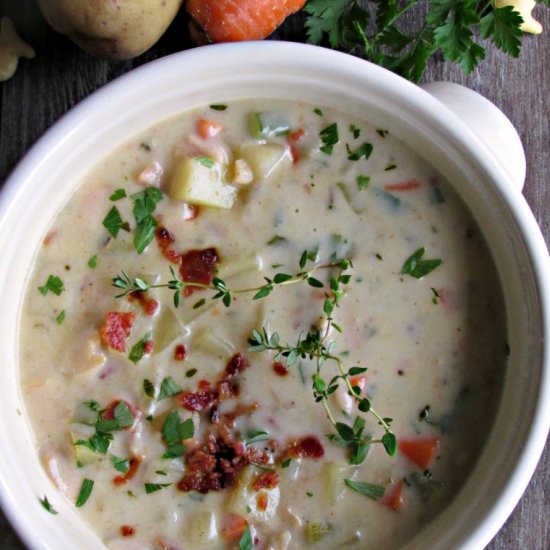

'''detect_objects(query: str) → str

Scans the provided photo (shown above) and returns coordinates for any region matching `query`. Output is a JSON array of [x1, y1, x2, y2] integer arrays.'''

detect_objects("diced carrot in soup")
[[398, 436, 440, 469]]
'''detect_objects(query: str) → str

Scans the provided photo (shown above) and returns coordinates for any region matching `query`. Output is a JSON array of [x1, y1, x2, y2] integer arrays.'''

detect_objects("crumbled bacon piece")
[[156, 226, 181, 264], [179, 248, 219, 296], [285, 436, 324, 459], [99, 311, 136, 352], [177, 389, 217, 411], [217, 379, 240, 401], [113, 457, 141, 486], [225, 353, 250, 377], [252, 471, 279, 491], [127, 292, 159, 317], [143, 340, 155, 354], [120, 525, 136, 537], [273, 361, 288, 376], [174, 344, 187, 361]]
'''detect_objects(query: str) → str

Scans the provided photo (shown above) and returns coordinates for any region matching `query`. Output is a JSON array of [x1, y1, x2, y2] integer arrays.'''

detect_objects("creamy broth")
[[20, 100, 507, 549]]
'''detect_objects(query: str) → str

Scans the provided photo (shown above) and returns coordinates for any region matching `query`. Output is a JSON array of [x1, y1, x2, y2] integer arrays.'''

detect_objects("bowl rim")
[[0, 41, 548, 550]]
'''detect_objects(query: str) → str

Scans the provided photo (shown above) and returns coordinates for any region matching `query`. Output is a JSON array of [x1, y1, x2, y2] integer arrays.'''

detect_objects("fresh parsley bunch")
[[304, 0, 549, 81]]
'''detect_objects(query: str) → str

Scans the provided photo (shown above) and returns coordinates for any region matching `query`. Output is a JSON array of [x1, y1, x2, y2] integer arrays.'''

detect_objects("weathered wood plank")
[[0, 1, 547, 548]]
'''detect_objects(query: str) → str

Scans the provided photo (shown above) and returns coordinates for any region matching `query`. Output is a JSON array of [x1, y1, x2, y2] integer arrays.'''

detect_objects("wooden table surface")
[[0, 1, 548, 549]]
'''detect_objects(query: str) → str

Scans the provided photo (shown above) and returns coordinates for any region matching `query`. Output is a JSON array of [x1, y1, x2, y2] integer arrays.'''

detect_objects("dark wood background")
[[0, 1, 548, 548]]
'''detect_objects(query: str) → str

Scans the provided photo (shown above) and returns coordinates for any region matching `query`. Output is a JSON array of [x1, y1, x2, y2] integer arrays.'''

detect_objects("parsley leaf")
[[38, 275, 64, 296], [157, 377, 182, 401], [128, 333, 151, 364], [239, 525, 253, 550], [480, 5, 523, 57], [161, 412, 195, 458], [400, 247, 443, 279], [131, 187, 163, 254], [145, 483, 172, 494], [110, 455, 130, 474], [39, 495, 58, 515], [102, 205, 129, 238], [344, 479, 385, 500], [75, 479, 94, 507], [346, 142, 373, 161], [109, 189, 127, 201], [319, 123, 339, 155]]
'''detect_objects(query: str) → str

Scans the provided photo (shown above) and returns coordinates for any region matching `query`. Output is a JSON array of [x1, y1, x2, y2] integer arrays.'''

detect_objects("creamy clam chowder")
[[20, 100, 507, 550]]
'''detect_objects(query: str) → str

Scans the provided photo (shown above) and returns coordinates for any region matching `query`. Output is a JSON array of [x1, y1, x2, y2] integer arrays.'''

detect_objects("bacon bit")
[[179, 248, 219, 296], [182, 203, 200, 220], [198, 379, 213, 391], [285, 436, 325, 459], [225, 353, 250, 377], [221, 402, 258, 426], [120, 525, 136, 537], [155, 226, 181, 264], [174, 344, 187, 361], [383, 180, 421, 191], [177, 389, 217, 411], [398, 436, 440, 469], [128, 292, 159, 316], [143, 340, 155, 354], [197, 118, 223, 139], [381, 480, 405, 511], [43, 230, 57, 246], [252, 471, 279, 491], [287, 129, 305, 164], [217, 379, 240, 400], [257, 492, 269, 511], [221, 513, 248, 543], [273, 361, 288, 376], [99, 312, 136, 352], [113, 457, 141, 486]]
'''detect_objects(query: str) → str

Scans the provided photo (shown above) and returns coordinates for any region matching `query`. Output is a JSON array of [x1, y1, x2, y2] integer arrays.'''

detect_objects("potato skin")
[[37, 0, 183, 60]]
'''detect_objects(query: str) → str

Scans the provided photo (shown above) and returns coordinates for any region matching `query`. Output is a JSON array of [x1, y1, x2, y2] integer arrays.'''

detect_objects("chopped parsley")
[[39, 495, 58, 515], [110, 455, 130, 474], [344, 479, 385, 500], [319, 123, 339, 155], [239, 525, 253, 550], [38, 275, 64, 296], [196, 156, 215, 168], [55, 310, 65, 325], [346, 142, 373, 161], [185, 368, 198, 378], [109, 189, 127, 201], [400, 247, 443, 279], [210, 104, 227, 111], [356, 175, 370, 190], [87, 255, 98, 269], [131, 187, 163, 254], [349, 124, 361, 139], [102, 205, 129, 238], [157, 377, 182, 401], [161, 412, 195, 459], [313, 107, 323, 116], [144, 483, 172, 494], [143, 378, 155, 398], [128, 333, 151, 364], [75, 479, 94, 507]]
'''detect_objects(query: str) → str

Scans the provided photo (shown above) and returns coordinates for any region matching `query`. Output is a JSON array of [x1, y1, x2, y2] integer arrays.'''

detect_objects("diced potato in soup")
[[21, 99, 507, 549]]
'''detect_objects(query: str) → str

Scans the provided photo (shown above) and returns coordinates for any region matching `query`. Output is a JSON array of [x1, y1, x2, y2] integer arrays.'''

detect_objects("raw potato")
[[37, 0, 183, 60]]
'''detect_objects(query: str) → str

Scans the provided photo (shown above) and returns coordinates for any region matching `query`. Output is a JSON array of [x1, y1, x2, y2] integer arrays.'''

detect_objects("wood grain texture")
[[0, 1, 548, 548]]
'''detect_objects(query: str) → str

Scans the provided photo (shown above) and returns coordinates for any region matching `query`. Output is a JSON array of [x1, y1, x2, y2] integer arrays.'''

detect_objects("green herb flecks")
[[161, 412, 195, 459], [145, 483, 172, 494], [344, 479, 385, 500], [109, 189, 127, 201], [75, 479, 94, 507], [356, 175, 370, 190], [87, 255, 98, 269], [400, 247, 443, 279], [346, 142, 373, 161], [304, 1, 527, 82], [110, 455, 130, 474], [55, 310, 65, 325], [39, 495, 58, 515], [196, 156, 215, 168], [102, 205, 130, 238], [143, 379, 155, 398], [128, 333, 152, 364], [38, 275, 64, 296], [239, 525, 253, 550], [157, 377, 182, 401], [319, 123, 339, 155], [131, 187, 163, 254], [209, 104, 227, 111]]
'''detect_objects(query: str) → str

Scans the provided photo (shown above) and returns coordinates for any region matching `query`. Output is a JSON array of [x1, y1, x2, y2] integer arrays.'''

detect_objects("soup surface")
[[20, 100, 507, 549]]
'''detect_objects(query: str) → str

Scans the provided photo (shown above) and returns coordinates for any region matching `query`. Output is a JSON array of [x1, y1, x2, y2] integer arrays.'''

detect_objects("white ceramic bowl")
[[0, 42, 548, 550]]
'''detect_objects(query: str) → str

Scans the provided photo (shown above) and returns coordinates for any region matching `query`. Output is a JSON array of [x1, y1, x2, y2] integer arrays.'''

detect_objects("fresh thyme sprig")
[[111, 254, 350, 309]]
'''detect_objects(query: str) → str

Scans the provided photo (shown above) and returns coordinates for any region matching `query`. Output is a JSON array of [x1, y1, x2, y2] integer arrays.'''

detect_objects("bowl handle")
[[419, 81, 526, 191]]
